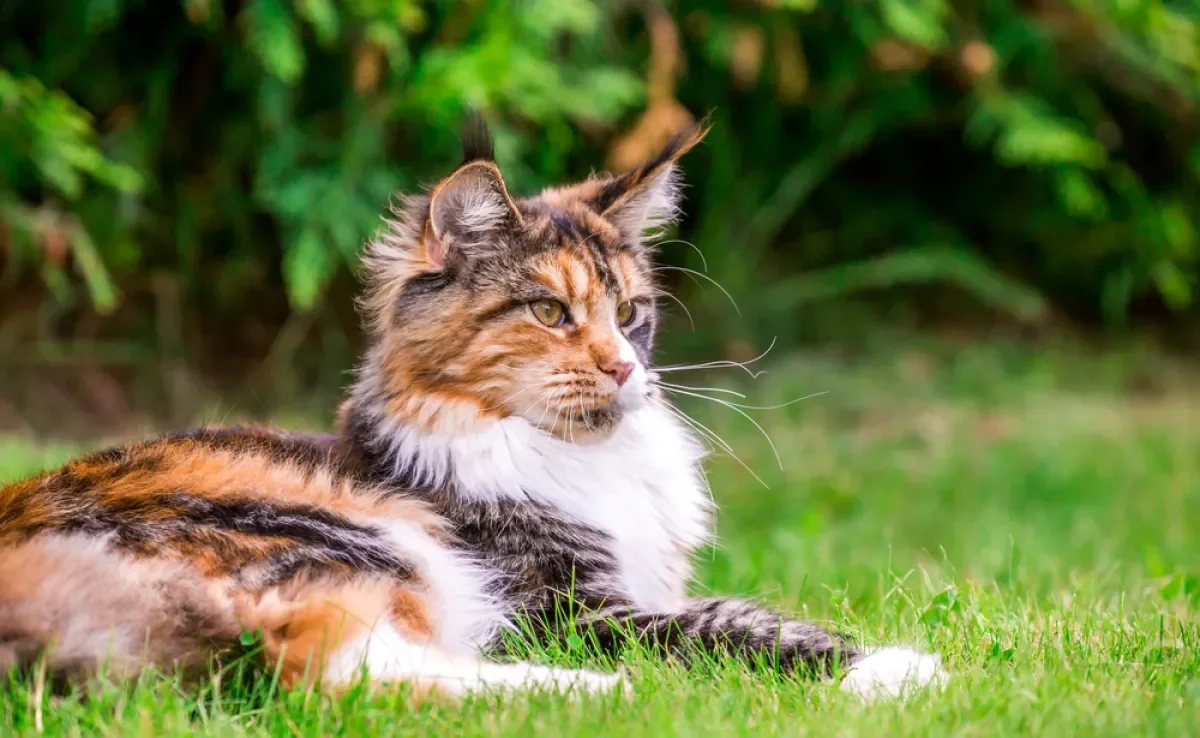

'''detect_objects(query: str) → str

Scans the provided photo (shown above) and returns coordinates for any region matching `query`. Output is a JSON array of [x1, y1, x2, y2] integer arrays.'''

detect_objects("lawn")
[[1, 340, 1198, 736]]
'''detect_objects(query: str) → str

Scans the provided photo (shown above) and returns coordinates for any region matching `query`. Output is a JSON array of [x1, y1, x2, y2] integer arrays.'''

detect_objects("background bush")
[[2, 0, 1199, 421]]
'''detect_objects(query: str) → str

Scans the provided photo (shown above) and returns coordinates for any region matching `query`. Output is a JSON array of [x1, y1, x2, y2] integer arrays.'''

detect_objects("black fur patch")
[[460, 112, 495, 165], [549, 211, 582, 240], [395, 270, 456, 319]]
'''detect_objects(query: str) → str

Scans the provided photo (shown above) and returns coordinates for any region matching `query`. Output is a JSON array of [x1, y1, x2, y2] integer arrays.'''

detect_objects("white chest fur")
[[381, 403, 712, 611]]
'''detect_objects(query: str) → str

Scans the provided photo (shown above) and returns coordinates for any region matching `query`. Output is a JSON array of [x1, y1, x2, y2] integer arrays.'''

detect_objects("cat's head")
[[358, 116, 705, 443]]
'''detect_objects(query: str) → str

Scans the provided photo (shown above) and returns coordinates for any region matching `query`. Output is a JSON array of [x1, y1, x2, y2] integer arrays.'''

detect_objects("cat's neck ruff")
[[374, 399, 706, 507], [371, 399, 714, 608]]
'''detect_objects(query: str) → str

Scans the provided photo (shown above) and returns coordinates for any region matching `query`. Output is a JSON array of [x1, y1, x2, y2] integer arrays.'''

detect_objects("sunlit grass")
[[2, 342, 1197, 736]]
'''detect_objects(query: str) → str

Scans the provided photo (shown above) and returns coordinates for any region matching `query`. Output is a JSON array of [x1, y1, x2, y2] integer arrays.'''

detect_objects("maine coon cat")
[[0, 117, 942, 700]]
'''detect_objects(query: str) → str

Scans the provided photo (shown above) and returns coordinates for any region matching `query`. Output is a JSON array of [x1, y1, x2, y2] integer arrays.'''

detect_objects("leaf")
[[69, 226, 120, 314], [880, 0, 948, 49], [1151, 261, 1192, 311], [1156, 200, 1197, 259], [519, 0, 601, 37], [283, 228, 334, 310], [1055, 169, 1109, 219], [1159, 572, 1200, 603], [297, 0, 340, 46], [996, 124, 1107, 168], [987, 641, 1016, 663], [239, 629, 263, 647], [970, 94, 1107, 169], [919, 587, 961, 626], [245, 0, 306, 84]]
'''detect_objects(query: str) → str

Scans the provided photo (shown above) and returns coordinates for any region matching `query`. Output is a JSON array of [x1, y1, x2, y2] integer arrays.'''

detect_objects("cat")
[[0, 116, 942, 701]]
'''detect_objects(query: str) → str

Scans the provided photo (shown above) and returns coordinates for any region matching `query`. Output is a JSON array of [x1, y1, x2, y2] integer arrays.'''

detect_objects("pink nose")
[[600, 359, 635, 387]]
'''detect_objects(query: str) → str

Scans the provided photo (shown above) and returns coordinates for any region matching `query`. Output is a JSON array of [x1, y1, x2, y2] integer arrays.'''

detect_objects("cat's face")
[[360, 120, 704, 442]]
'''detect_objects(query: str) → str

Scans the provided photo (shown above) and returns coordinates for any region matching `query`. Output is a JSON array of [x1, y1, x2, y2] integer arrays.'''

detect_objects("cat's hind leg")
[[242, 577, 624, 700]]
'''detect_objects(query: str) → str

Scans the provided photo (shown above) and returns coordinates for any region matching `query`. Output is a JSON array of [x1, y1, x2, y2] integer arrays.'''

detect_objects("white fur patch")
[[615, 322, 651, 409], [325, 621, 625, 695], [452, 189, 509, 233], [376, 401, 711, 611], [366, 517, 509, 653], [839, 646, 946, 700]]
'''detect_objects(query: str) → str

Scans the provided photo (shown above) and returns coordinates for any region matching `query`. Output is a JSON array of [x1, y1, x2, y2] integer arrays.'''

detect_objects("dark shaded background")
[[2, 0, 1199, 431]]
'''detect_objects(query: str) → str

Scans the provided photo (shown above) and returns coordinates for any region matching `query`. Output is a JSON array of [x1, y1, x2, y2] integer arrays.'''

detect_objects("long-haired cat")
[[0, 117, 942, 700]]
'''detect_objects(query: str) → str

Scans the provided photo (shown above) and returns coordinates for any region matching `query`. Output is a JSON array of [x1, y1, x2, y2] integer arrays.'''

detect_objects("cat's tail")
[[839, 646, 947, 700], [0, 534, 240, 683]]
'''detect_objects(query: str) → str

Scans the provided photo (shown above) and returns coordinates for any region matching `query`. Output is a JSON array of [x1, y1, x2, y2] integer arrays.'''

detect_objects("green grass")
[[2, 341, 1199, 736]]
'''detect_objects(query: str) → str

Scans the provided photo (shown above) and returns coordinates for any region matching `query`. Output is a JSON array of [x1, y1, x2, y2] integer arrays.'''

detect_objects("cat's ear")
[[588, 122, 708, 247], [421, 116, 521, 268]]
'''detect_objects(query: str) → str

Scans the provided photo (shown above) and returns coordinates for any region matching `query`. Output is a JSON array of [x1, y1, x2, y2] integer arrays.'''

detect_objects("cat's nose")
[[600, 359, 635, 387]]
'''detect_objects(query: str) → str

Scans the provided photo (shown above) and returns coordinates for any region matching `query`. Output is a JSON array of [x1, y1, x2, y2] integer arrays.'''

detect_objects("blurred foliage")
[[2, 0, 1200, 405]]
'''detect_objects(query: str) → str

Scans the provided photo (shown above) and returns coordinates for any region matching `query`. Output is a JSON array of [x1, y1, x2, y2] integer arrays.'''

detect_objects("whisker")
[[541, 404, 565, 452], [480, 384, 539, 411], [655, 407, 735, 500], [655, 381, 746, 399], [655, 337, 777, 379], [651, 265, 741, 316], [652, 288, 696, 331], [567, 394, 579, 444], [653, 398, 768, 489], [525, 393, 554, 429], [661, 387, 783, 470], [660, 384, 827, 410], [581, 390, 595, 432], [653, 397, 736, 459], [656, 238, 709, 273], [654, 363, 765, 379], [724, 392, 827, 411]]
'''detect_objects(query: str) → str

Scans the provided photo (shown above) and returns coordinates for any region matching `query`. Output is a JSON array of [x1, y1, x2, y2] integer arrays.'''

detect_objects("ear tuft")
[[590, 120, 708, 247], [460, 111, 496, 165]]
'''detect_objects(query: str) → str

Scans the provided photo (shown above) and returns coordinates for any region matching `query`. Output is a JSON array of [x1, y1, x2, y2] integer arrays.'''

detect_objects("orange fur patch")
[[240, 577, 391, 688]]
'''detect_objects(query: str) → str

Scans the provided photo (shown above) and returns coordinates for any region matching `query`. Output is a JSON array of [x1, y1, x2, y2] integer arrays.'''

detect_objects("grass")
[[2, 339, 1199, 736]]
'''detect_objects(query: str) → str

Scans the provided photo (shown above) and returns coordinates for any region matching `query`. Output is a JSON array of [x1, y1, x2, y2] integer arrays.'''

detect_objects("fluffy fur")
[[0, 116, 943, 701]]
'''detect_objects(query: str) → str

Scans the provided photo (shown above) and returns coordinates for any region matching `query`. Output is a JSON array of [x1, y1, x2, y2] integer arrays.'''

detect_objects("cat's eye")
[[531, 300, 567, 327], [616, 300, 636, 327]]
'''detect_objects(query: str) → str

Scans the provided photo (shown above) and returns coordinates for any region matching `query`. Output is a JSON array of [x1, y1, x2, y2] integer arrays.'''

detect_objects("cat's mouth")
[[517, 373, 652, 442], [527, 395, 627, 443], [569, 404, 622, 432]]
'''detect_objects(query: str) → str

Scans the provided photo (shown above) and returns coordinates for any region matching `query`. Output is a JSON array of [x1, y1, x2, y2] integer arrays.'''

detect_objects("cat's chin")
[[526, 401, 627, 445]]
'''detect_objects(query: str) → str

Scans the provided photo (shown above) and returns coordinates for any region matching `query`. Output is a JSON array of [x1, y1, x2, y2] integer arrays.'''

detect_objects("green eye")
[[531, 300, 567, 327], [616, 300, 636, 327]]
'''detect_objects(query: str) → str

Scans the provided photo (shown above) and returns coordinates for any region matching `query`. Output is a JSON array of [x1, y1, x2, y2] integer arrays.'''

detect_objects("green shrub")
[[1, 0, 1198, 382]]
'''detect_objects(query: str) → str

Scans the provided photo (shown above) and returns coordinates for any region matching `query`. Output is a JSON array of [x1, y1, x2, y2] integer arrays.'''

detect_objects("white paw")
[[537, 667, 628, 696], [839, 646, 946, 701], [555, 668, 628, 695], [504, 664, 629, 695]]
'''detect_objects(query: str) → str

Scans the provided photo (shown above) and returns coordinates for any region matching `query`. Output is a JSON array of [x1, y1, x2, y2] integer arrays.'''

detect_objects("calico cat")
[[0, 117, 942, 700]]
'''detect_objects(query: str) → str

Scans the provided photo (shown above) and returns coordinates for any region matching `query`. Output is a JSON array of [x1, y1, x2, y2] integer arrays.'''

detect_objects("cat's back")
[[0, 425, 430, 581]]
